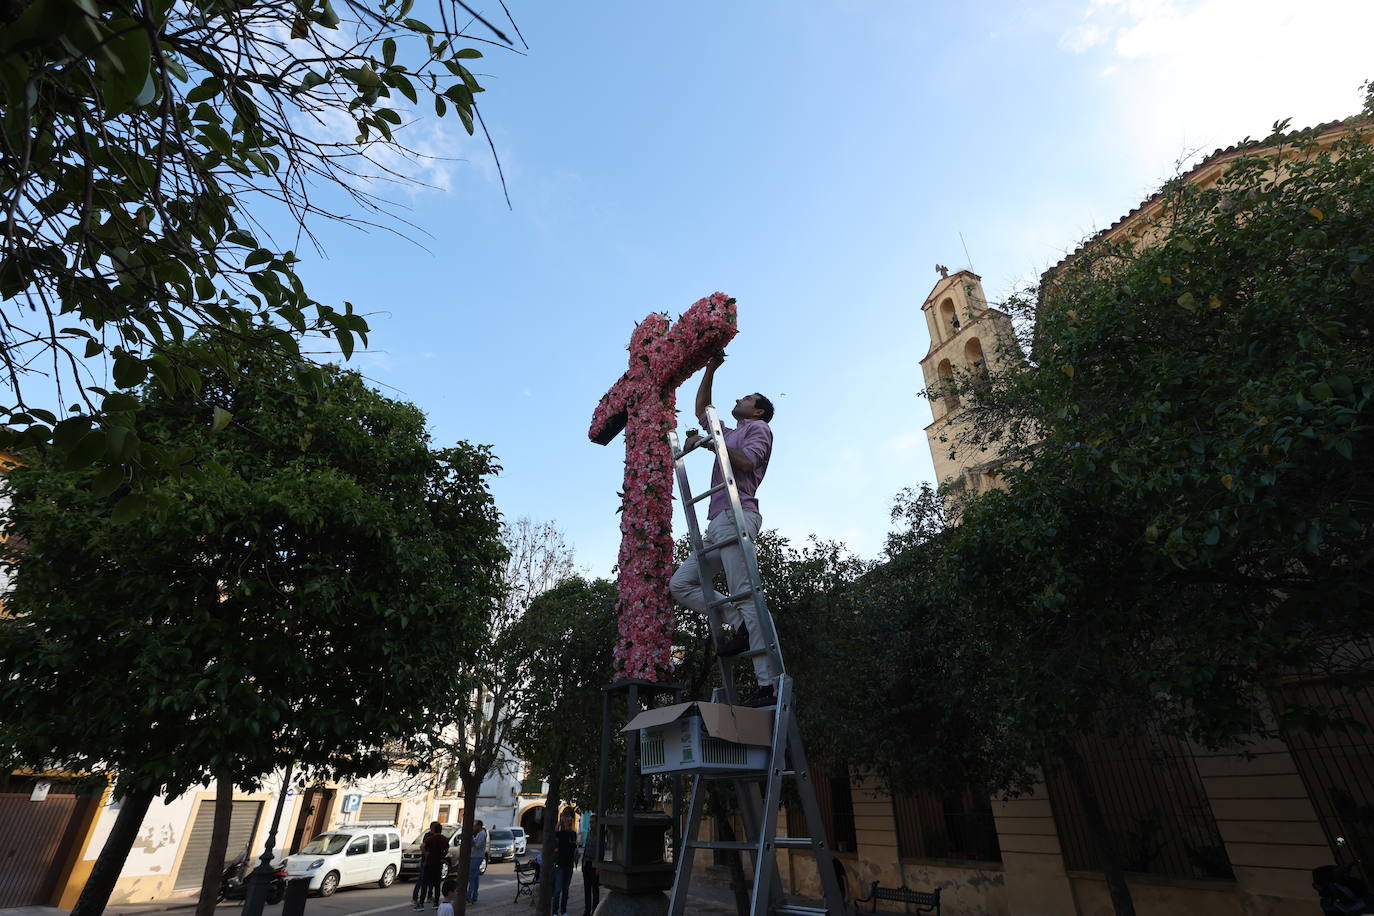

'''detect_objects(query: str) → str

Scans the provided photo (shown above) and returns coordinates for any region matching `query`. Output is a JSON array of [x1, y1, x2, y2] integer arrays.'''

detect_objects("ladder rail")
[[696, 406, 788, 682], [667, 406, 843, 916]]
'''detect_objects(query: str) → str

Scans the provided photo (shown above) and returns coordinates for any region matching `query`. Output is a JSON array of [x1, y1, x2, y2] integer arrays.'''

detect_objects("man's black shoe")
[[741, 685, 776, 708], [713, 626, 750, 656]]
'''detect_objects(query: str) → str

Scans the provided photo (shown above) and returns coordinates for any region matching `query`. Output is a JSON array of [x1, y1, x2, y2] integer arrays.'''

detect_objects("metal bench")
[[854, 882, 941, 915], [513, 861, 539, 903]]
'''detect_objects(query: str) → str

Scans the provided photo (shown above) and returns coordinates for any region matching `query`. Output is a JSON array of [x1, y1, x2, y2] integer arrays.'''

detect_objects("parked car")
[[509, 827, 528, 857], [487, 828, 516, 862], [283, 823, 402, 897], [400, 824, 458, 880]]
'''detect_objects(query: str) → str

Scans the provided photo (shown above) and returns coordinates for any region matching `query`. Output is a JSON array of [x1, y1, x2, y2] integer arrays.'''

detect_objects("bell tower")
[[918, 269, 1016, 494]]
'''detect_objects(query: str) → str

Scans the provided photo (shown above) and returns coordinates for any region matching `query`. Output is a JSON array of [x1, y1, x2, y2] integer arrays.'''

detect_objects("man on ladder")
[[669, 351, 778, 707]]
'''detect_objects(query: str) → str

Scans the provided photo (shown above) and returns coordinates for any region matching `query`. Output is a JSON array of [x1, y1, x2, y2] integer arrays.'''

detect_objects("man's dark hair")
[[752, 393, 775, 423]]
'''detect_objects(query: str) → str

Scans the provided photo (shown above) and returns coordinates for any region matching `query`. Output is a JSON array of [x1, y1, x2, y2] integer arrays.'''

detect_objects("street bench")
[[854, 882, 941, 915], [513, 861, 539, 903]]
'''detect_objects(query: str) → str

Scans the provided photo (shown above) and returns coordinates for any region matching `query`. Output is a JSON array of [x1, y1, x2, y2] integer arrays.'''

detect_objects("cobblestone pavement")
[[0, 865, 744, 916]]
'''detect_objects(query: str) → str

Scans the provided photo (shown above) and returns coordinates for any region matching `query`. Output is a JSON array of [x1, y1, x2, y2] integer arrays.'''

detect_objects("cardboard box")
[[624, 702, 773, 775]]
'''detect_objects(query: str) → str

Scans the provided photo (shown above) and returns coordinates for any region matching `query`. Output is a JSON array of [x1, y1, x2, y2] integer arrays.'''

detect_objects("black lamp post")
[[242, 763, 294, 916], [594, 679, 683, 914]]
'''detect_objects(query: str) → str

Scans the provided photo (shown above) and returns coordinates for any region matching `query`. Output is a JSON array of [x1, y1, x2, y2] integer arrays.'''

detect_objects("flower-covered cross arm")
[[588, 292, 738, 681]]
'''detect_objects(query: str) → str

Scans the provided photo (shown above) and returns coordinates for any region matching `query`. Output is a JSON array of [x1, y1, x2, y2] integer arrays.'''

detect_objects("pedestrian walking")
[[467, 820, 487, 903], [581, 814, 600, 914], [551, 813, 577, 916]]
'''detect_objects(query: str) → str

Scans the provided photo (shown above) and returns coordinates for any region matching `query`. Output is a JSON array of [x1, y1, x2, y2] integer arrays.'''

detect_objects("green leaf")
[[212, 406, 232, 432], [52, 416, 93, 451], [98, 19, 154, 116], [67, 430, 107, 469], [92, 466, 126, 498], [454, 48, 482, 59], [244, 248, 274, 269], [111, 492, 148, 524], [317, 0, 340, 27], [102, 392, 139, 413], [112, 353, 148, 388], [382, 37, 397, 66]]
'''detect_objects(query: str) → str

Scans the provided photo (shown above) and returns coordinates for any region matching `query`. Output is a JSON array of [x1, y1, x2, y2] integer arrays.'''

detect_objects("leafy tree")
[[0, 0, 514, 470], [506, 576, 617, 914], [0, 340, 506, 916], [883, 119, 1374, 916], [419, 516, 576, 916]]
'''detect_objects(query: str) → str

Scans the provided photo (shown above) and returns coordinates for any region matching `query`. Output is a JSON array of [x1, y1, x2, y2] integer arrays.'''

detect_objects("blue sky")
[[279, 0, 1372, 577]]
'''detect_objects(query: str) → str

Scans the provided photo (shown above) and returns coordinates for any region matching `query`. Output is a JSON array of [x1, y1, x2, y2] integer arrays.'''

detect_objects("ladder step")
[[708, 587, 753, 609], [688, 840, 755, 851], [691, 482, 727, 504], [774, 837, 815, 850], [773, 906, 829, 916], [700, 535, 740, 554], [740, 646, 769, 658]]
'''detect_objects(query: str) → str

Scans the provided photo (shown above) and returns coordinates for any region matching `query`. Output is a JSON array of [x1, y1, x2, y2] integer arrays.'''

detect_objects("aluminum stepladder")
[[664, 405, 847, 916]]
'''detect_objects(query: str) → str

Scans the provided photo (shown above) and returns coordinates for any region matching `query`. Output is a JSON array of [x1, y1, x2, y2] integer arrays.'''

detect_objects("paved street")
[[0, 862, 742, 916]]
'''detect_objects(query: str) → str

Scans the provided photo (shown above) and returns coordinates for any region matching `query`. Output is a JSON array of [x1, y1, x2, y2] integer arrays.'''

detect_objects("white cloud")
[[1060, 23, 1109, 52], [1057, 0, 1374, 174]]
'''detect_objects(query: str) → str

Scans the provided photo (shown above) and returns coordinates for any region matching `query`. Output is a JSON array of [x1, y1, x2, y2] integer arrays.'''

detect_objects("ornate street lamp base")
[[593, 889, 668, 916]]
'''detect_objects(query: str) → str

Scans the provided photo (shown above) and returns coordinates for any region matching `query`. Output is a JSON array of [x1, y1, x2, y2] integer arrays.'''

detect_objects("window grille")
[[789, 768, 857, 854], [893, 787, 1002, 863], [1277, 677, 1374, 868], [1044, 728, 1233, 880]]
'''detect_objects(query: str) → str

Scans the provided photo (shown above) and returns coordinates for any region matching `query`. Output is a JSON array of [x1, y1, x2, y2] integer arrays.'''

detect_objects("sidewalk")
[[0, 874, 743, 916]]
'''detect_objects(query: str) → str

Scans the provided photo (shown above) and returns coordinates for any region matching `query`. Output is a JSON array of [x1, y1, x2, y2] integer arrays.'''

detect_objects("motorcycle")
[[219, 845, 288, 905], [1313, 837, 1374, 915]]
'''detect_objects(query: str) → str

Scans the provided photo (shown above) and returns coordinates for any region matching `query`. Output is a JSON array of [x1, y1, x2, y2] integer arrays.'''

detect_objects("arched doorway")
[[520, 805, 545, 846]]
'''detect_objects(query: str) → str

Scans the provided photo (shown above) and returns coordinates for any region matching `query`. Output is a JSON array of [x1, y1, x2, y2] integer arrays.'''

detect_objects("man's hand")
[[696, 352, 725, 418]]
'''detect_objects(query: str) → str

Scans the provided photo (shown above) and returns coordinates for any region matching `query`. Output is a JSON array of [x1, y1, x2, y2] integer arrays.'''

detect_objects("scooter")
[[219, 845, 287, 905], [1313, 837, 1374, 915]]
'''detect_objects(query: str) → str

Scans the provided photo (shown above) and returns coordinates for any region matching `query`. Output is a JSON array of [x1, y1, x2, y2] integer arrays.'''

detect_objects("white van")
[[283, 822, 403, 896]]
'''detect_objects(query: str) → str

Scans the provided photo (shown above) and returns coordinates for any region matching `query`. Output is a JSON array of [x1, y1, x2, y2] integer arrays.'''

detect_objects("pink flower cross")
[[589, 292, 738, 680]]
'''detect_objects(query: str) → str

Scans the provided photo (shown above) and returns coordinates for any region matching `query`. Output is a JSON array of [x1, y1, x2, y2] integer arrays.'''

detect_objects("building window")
[[940, 298, 961, 334], [894, 787, 1002, 863], [964, 338, 990, 384], [1044, 728, 1233, 880], [936, 359, 960, 412], [790, 768, 858, 854], [1277, 678, 1374, 867]]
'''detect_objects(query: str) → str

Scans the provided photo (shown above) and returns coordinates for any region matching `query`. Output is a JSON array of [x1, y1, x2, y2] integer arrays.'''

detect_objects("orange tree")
[[866, 120, 1374, 916], [0, 0, 513, 480], [0, 339, 506, 916]]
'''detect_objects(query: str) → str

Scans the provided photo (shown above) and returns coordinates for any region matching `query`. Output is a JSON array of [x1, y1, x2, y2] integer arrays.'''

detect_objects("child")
[[437, 877, 459, 916]]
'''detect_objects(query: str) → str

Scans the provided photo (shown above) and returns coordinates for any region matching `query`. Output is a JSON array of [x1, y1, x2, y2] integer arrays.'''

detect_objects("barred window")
[[894, 787, 1002, 863], [789, 768, 857, 854], [1277, 678, 1374, 867], [1044, 728, 1233, 880]]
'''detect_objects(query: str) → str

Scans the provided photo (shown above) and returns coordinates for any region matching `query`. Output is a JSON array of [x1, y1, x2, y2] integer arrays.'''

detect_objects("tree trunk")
[[195, 769, 235, 916], [453, 772, 481, 916], [1060, 741, 1136, 916], [70, 788, 155, 916], [536, 768, 563, 915]]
